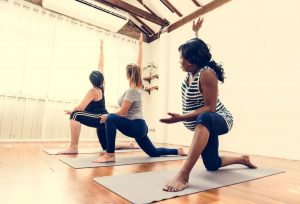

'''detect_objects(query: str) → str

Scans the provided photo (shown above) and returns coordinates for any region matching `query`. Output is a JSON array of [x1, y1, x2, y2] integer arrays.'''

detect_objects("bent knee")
[[204, 164, 220, 171], [196, 112, 213, 133], [203, 158, 221, 171], [106, 113, 120, 122], [70, 111, 80, 120]]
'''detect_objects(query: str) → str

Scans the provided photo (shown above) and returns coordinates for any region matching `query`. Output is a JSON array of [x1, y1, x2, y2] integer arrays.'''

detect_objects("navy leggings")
[[105, 113, 178, 156], [70, 111, 107, 150], [195, 112, 229, 171]]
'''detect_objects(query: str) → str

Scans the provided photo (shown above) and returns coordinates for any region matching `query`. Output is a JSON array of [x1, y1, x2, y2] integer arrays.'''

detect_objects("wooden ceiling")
[[24, 0, 231, 43]]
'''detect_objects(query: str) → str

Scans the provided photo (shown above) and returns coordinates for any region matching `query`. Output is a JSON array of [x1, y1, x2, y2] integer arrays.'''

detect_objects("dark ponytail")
[[179, 38, 225, 83], [207, 60, 225, 83]]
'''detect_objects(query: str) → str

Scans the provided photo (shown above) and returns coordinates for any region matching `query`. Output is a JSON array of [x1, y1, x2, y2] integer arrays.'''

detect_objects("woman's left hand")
[[100, 114, 108, 123], [138, 33, 143, 45], [160, 112, 182, 124], [192, 16, 204, 37], [64, 110, 72, 115]]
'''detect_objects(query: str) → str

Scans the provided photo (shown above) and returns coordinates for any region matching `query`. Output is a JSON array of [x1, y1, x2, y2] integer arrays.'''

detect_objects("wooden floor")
[[0, 142, 299, 204]]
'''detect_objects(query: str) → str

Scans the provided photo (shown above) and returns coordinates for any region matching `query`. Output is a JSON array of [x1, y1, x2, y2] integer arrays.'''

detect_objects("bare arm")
[[160, 69, 218, 123], [137, 33, 143, 88], [115, 100, 132, 117], [100, 100, 132, 123], [73, 89, 96, 112], [98, 40, 104, 74], [180, 69, 217, 121]]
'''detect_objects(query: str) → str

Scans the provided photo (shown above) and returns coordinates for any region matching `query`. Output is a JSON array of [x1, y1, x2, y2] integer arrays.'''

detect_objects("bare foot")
[[241, 155, 257, 169], [163, 174, 189, 192], [177, 147, 187, 156], [92, 153, 116, 163], [98, 152, 105, 156], [58, 147, 78, 154]]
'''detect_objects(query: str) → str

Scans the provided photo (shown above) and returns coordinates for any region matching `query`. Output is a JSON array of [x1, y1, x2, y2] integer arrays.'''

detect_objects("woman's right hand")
[[160, 112, 182, 124]]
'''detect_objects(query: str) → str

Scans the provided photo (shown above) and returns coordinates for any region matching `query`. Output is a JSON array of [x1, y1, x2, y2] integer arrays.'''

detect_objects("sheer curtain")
[[0, 0, 139, 140]]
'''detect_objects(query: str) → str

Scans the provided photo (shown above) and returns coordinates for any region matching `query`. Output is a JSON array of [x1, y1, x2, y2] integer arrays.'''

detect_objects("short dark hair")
[[89, 70, 104, 88]]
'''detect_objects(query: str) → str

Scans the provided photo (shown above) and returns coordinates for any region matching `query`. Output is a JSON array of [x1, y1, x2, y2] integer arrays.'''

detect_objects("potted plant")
[[143, 62, 157, 76]]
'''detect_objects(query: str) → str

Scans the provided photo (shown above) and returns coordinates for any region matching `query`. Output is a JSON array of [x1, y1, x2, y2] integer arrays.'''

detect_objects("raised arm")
[[98, 39, 104, 74], [137, 33, 143, 69], [192, 16, 204, 38], [137, 33, 143, 88]]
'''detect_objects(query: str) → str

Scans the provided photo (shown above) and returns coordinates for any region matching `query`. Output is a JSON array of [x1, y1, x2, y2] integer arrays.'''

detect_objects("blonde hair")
[[126, 63, 142, 87]]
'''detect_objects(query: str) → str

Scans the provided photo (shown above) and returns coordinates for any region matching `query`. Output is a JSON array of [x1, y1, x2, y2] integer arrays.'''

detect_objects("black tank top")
[[84, 87, 108, 114]]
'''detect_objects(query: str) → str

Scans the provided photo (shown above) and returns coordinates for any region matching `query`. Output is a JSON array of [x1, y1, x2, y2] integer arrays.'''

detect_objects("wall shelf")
[[144, 86, 158, 94], [143, 74, 159, 94], [143, 74, 159, 84]]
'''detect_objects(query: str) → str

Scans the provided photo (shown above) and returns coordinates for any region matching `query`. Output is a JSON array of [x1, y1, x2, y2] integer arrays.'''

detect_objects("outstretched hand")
[[138, 33, 143, 45], [160, 112, 182, 124], [100, 39, 103, 49], [192, 16, 204, 37]]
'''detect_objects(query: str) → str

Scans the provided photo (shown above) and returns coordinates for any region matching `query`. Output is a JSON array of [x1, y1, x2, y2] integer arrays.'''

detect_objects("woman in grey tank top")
[[93, 34, 186, 163]]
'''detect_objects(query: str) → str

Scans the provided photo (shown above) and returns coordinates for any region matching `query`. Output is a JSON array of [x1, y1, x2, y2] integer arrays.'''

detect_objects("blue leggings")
[[195, 112, 229, 171], [105, 113, 178, 156]]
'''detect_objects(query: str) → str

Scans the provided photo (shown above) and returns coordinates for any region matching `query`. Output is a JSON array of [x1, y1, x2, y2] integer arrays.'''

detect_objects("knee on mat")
[[203, 160, 221, 171]]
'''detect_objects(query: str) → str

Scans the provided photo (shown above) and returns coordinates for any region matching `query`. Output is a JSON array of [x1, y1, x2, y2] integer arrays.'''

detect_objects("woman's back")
[[85, 88, 108, 114], [118, 88, 143, 120]]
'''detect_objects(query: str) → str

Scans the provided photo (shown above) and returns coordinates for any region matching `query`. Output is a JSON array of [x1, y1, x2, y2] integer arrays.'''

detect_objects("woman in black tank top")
[[59, 40, 136, 154]]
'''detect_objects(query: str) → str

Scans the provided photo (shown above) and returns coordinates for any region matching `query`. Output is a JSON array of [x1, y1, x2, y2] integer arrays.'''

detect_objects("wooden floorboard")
[[0, 142, 299, 204]]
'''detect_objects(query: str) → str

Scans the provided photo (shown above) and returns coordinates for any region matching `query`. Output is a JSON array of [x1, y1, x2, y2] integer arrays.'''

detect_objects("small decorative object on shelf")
[[143, 62, 159, 95], [143, 62, 157, 76]]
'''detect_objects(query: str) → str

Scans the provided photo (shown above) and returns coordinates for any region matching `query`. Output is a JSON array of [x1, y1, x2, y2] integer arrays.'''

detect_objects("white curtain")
[[0, 0, 139, 140]]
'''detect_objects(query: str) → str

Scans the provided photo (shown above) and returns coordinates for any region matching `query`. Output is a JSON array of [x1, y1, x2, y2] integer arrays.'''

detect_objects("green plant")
[[143, 62, 157, 76]]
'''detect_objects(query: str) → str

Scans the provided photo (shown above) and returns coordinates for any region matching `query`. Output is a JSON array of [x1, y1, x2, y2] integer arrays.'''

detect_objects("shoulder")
[[126, 88, 140, 95], [200, 67, 217, 81], [87, 88, 98, 97], [125, 88, 141, 98]]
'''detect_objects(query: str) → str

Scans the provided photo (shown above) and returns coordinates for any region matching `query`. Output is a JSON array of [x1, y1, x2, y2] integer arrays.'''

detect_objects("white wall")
[[146, 0, 300, 160]]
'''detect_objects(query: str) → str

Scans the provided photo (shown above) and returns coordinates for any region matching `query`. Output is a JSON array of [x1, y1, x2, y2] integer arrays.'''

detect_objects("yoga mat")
[[43, 148, 141, 155], [60, 155, 187, 169], [94, 165, 284, 204]]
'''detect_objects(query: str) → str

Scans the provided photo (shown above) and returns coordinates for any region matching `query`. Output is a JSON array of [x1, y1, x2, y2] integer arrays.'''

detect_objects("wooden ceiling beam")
[[149, 0, 232, 43], [191, 0, 202, 7], [160, 0, 182, 17], [168, 0, 231, 32], [96, 0, 166, 26], [137, 0, 170, 26], [130, 14, 155, 36]]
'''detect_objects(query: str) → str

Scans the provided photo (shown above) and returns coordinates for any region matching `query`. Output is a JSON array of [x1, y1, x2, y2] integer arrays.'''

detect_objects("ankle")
[[105, 153, 115, 157], [69, 145, 78, 149], [177, 170, 190, 181]]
